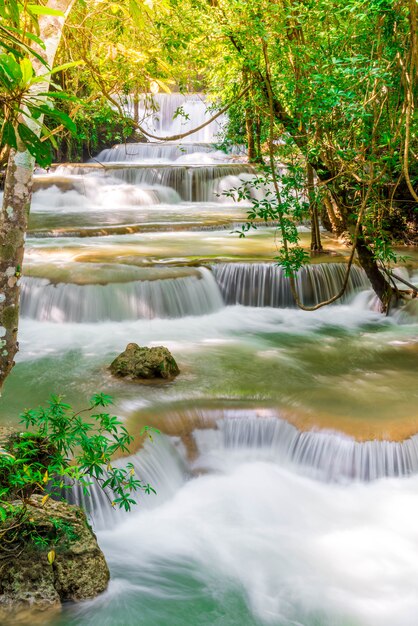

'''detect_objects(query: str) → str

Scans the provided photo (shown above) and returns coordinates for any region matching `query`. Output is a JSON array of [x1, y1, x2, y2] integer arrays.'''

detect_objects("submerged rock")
[[0, 496, 109, 619], [110, 342, 180, 381]]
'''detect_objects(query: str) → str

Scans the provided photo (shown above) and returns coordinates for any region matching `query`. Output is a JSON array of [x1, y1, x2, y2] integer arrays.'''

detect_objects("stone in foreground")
[[110, 343, 180, 381], [0, 496, 109, 619]]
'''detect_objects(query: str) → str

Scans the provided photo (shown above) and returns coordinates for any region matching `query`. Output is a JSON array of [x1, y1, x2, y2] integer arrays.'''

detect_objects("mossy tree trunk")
[[0, 0, 75, 390]]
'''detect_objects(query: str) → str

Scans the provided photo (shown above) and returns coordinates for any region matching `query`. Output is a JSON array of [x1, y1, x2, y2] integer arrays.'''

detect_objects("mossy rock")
[[110, 343, 180, 381], [0, 496, 109, 620]]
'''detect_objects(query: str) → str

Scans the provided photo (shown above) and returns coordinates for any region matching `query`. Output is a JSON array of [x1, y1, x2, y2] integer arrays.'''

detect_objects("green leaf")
[[2, 121, 17, 149], [90, 393, 113, 408], [37, 91, 79, 102], [3, 0, 19, 26], [5, 24, 46, 49], [32, 61, 84, 83], [129, 0, 144, 24], [154, 78, 172, 94], [42, 124, 58, 149], [0, 25, 47, 65], [19, 58, 34, 86], [0, 53, 22, 86], [17, 123, 52, 167], [31, 104, 77, 134], [26, 5, 64, 16], [47, 549, 56, 564], [49, 61, 84, 75]]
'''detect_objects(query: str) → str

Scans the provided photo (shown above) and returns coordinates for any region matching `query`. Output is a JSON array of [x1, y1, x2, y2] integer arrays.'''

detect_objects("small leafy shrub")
[[222, 164, 310, 276], [0, 394, 158, 553]]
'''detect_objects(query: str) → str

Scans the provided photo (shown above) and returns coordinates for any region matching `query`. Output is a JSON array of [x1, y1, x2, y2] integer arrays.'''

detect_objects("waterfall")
[[32, 174, 182, 208], [127, 93, 227, 143], [53, 164, 257, 203], [20, 264, 371, 323], [95, 142, 222, 163], [155, 409, 418, 482], [193, 414, 418, 482], [20, 268, 224, 323], [66, 411, 418, 528], [212, 262, 369, 307]]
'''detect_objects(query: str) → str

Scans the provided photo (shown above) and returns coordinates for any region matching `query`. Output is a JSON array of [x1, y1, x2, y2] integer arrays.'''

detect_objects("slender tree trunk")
[[307, 163, 322, 252], [319, 200, 332, 232], [245, 108, 256, 162], [0, 0, 75, 390], [133, 90, 140, 125], [255, 116, 262, 162], [0, 150, 31, 384], [243, 72, 257, 163]]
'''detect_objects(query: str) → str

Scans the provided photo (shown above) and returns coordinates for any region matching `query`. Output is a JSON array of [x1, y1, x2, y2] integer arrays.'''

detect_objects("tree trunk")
[[263, 86, 395, 304], [322, 194, 346, 237], [307, 163, 322, 252], [255, 116, 262, 162], [133, 90, 140, 125], [0, 0, 75, 390], [355, 232, 394, 309], [245, 107, 257, 162]]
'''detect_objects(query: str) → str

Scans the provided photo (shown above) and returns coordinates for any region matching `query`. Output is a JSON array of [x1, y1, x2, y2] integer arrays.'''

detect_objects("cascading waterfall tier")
[[53, 163, 257, 203], [212, 262, 369, 307], [67, 410, 418, 528], [193, 413, 418, 482], [32, 174, 182, 209], [20, 268, 224, 323], [126, 93, 227, 143], [95, 142, 221, 162]]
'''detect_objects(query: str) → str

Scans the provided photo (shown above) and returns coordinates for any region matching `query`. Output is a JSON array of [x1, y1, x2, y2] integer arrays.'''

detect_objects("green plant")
[[223, 163, 310, 276], [0, 0, 80, 167], [0, 394, 157, 552], [55, 99, 135, 162]]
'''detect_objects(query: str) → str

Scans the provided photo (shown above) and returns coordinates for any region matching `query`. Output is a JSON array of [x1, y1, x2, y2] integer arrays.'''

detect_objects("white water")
[[74, 412, 418, 533], [64, 429, 418, 626], [20, 264, 373, 322], [20, 268, 223, 322], [52, 163, 257, 203], [130, 93, 227, 143], [213, 262, 369, 307], [105, 466, 418, 626], [95, 142, 236, 164], [16, 298, 394, 362], [31, 176, 182, 210]]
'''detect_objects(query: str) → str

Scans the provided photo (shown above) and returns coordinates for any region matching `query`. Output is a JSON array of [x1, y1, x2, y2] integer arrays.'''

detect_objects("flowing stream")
[[2, 93, 418, 626]]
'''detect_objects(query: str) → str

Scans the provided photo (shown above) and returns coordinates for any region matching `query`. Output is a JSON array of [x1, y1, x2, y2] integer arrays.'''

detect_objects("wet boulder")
[[110, 343, 180, 381], [0, 496, 109, 620]]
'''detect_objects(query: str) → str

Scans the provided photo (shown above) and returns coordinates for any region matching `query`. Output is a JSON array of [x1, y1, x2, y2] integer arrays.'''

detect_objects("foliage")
[[0, 0, 78, 166], [54, 98, 136, 162], [54, 0, 176, 118], [0, 394, 157, 552], [224, 161, 310, 275], [2, 0, 416, 301], [144, 0, 417, 300]]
